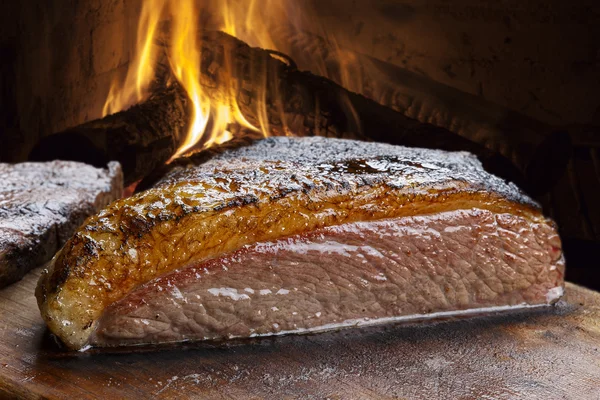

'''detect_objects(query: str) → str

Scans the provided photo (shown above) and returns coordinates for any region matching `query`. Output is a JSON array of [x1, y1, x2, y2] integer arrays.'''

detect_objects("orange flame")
[[212, 0, 363, 138], [167, 0, 209, 158], [103, 0, 165, 116], [103, 0, 262, 160], [103, 0, 362, 159]]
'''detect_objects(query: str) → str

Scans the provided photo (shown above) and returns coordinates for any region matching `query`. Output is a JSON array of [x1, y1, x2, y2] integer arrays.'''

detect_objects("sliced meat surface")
[[35, 137, 564, 350], [92, 208, 563, 347], [0, 161, 123, 287]]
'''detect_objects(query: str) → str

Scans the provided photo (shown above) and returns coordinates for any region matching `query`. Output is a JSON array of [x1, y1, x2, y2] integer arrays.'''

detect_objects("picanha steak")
[[36, 137, 564, 350], [0, 161, 123, 288]]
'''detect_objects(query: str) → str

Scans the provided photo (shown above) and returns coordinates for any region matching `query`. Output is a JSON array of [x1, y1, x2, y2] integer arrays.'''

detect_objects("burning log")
[[29, 83, 188, 187], [30, 31, 566, 192]]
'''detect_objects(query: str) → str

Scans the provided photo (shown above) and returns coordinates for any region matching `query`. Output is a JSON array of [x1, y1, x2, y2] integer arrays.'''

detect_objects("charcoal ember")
[[0, 161, 123, 287]]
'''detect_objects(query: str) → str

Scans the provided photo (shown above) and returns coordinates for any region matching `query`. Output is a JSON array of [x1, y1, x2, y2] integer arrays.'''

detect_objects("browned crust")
[[36, 137, 548, 350]]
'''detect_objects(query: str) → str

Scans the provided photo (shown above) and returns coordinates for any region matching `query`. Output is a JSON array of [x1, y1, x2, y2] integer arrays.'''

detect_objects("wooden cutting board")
[[1, 269, 599, 399]]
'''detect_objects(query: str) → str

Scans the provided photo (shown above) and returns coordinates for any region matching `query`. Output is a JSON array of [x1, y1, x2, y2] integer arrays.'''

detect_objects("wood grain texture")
[[0, 268, 599, 399]]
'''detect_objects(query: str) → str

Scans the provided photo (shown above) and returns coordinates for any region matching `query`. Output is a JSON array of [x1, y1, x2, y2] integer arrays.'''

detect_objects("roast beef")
[[0, 161, 123, 288], [36, 137, 564, 350]]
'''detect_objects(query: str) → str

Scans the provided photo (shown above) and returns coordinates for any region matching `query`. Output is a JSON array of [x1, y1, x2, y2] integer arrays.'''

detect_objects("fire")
[[103, 0, 262, 159], [102, 0, 360, 159], [167, 0, 210, 158], [102, 0, 165, 117]]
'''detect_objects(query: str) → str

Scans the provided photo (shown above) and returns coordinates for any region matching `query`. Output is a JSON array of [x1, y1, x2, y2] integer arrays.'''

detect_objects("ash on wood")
[[0, 161, 122, 288], [29, 31, 566, 192]]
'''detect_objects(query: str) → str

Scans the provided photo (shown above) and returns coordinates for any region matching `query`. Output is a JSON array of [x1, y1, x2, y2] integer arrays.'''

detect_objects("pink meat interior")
[[91, 208, 564, 347]]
